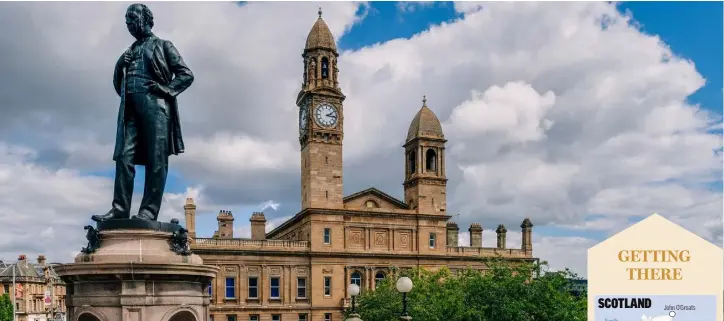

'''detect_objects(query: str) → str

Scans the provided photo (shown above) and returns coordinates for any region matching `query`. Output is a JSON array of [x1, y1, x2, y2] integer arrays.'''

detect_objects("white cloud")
[[0, 2, 720, 278]]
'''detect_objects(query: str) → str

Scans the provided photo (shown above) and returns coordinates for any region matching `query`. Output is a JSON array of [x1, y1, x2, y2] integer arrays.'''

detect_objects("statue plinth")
[[55, 223, 218, 321]]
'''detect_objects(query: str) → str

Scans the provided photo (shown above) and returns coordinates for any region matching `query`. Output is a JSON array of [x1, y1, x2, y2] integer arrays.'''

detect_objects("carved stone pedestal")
[[55, 222, 218, 321]]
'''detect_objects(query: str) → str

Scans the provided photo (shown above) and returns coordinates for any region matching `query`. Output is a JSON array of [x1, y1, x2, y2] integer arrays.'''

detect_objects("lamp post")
[[396, 277, 413, 320], [346, 284, 362, 321]]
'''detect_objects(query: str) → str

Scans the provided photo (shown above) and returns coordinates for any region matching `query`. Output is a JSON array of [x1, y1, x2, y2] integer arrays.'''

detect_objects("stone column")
[[469, 223, 482, 247], [446, 222, 459, 247], [496, 224, 507, 249]]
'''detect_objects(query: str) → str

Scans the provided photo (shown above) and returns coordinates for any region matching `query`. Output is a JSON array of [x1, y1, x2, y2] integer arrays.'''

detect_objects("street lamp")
[[348, 283, 360, 313], [396, 277, 413, 319]]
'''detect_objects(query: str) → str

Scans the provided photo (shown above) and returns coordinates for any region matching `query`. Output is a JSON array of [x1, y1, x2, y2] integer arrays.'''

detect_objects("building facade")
[[0, 255, 67, 321], [190, 11, 538, 321]]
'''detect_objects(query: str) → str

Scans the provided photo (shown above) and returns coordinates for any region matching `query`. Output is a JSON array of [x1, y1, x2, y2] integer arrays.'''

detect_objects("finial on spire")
[[422, 95, 427, 107], [318, 6, 322, 18]]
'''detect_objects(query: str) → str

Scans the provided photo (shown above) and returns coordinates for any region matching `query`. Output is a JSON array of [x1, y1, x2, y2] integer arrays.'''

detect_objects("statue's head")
[[125, 3, 154, 38]]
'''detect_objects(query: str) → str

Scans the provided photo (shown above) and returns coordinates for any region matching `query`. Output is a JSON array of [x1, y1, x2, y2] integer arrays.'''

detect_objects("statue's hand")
[[122, 50, 131, 67], [148, 82, 172, 98]]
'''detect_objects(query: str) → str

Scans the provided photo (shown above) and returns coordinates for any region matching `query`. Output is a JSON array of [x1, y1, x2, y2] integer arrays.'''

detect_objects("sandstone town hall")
[[185, 11, 539, 321]]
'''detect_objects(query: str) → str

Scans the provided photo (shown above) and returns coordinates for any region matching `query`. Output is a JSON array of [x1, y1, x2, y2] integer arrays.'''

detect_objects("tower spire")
[[422, 95, 427, 107], [318, 6, 322, 18]]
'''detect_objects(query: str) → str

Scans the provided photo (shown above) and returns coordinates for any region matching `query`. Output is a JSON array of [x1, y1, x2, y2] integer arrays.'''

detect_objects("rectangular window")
[[272, 315, 281, 321], [324, 276, 331, 296], [226, 315, 236, 321], [324, 313, 332, 321], [249, 316, 259, 321], [248, 277, 258, 299], [298, 314, 307, 321], [270, 277, 280, 299], [225, 277, 235, 299], [429, 233, 436, 248], [3, 284, 8, 294], [297, 278, 307, 298], [208, 281, 213, 296], [323, 228, 331, 244]]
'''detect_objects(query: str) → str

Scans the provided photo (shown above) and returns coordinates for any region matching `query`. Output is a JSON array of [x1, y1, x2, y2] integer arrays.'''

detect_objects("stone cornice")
[[266, 208, 451, 238], [192, 248, 536, 263]]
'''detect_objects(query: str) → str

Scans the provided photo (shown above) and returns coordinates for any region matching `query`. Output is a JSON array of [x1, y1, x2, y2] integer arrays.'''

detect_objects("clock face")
[[314, 102, 338, 127], [299, 104, 308, 135]]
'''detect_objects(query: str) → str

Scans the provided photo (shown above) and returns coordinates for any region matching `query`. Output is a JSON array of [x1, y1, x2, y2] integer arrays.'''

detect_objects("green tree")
[[0, 293, 13, 321], [348, 260, 586, 321]]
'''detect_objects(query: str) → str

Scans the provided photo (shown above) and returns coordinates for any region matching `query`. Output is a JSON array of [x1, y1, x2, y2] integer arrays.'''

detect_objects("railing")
[[193, 238, 310, 251], [446, 246, 529, 257]]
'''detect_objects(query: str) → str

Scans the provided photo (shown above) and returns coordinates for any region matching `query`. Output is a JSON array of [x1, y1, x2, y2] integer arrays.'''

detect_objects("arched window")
[[408, 151, 416, 175], [425, 149, 437, 173], [351, 271, 362, 288], [321, 57, 329, 79], [375, 272, 385, 287]]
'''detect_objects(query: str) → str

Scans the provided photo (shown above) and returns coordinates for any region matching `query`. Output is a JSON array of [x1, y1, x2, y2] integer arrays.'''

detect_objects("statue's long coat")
[[112, 36, 193, 166]]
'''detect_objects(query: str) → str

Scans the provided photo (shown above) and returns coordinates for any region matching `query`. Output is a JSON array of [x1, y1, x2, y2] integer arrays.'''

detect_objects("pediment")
[[343, 187, 409, 210]]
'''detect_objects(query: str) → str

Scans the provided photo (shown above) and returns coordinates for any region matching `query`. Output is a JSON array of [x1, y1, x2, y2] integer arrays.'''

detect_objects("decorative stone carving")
[[81, 225, 101, 254], [322, 268, 333, 274], [270, 267, 282, 275], [350, 229, 364, 246], [170, 226, 192, 256], [399, 231, 411, 249], [374, 232, 386, 247], [224, 267, 236, 273]]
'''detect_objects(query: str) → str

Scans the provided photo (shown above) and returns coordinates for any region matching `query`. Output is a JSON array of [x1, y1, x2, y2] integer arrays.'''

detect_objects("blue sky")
[[192, 1, 724, 240]]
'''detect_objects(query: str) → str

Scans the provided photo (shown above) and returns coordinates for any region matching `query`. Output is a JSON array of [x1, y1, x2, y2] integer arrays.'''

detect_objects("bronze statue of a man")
[[92, 3, 194, 223]]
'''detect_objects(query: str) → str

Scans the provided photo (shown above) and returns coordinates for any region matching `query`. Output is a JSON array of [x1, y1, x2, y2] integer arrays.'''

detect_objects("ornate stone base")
[[55, 228, 218, 321]]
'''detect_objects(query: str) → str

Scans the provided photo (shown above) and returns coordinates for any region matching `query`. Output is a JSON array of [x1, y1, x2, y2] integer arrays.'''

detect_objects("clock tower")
[[297, 9, 345, 210]]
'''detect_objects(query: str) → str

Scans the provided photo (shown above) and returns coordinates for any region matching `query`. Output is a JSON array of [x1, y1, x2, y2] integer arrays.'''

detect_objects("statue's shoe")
[[131, 214, 155, 221], [92, 211, 128, 222]]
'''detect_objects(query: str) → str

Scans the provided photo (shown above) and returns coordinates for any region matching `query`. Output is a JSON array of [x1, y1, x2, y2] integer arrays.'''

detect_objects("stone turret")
[[496, 224, 507, 249], [469, 223, 482, 247], [184, 197, 197, 239], [216, 210, 234, 239], [250, 212, 267, 240], [446, 222, 459, 247], [521, 218, 533, 253]]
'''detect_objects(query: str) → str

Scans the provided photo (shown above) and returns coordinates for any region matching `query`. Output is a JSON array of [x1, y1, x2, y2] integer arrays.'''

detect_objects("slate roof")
[[0, 260, 64, 284]]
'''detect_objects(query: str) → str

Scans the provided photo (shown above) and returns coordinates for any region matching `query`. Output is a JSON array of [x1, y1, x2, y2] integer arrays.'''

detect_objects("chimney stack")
[[446, 222, 459, 247], [496, 225, 507, 249], [521, 218, 533, 253], [37, 255, 46, 265], [216, 210, 235, 239], [469, 223, 482, 247], [184, 197, 197, 239], [250, 212, 267, 240]]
